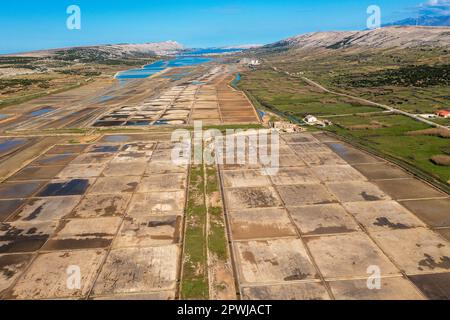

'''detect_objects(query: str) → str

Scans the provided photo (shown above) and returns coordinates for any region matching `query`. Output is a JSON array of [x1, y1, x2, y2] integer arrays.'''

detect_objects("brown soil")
[[346, 121, 389, 130], [407, 128, 450, 138], [208, 254, 236, 300], [430, 155, 450, 166]]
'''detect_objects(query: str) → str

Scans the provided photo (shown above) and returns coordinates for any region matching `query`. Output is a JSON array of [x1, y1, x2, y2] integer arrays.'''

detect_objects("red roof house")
[[436, 110, 450, 118]]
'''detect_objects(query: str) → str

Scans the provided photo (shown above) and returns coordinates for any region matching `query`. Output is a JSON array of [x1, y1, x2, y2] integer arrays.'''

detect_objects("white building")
[[304, 115, 318, 124], [241, 58, 261, 66]]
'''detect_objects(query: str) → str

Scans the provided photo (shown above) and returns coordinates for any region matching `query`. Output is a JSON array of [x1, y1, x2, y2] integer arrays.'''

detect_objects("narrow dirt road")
[[271, 66, 449, 130]]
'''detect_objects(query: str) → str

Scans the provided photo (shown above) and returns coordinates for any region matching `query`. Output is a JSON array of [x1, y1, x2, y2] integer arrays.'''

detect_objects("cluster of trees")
[[0, 79, 49, 91], [0, 57, 39, 70], [57, 69, 101, 76], [54, 48, 154, 66], [54, 48, 113, 64], [335, 64, 450, 87]]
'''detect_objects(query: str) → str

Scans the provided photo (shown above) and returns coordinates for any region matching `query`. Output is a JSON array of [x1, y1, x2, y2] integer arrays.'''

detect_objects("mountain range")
[[7, 26, 450, 61], [384, 15, 450, 27]]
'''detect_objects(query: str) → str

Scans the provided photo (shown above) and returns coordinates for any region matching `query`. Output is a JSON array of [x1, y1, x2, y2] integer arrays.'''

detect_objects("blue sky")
[[0, 0, 444, 53]]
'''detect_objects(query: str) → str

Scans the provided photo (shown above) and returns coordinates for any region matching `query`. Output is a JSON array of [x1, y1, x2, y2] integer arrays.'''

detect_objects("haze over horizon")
[[1, 0, 450, 54]]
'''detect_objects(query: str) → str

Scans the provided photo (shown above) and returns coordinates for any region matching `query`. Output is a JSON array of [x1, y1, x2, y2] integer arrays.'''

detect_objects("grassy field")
[[239, 68, 383, 119], [0, 79, 93, 110], [328, 113, 450, 184], [0, 54, 156, 108], [239, 68, 450, 186], [261, 47, 450, 116], [432, 117, 450, 126]]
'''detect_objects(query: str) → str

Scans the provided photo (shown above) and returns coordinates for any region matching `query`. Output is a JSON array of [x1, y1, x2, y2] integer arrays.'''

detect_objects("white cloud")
[[418, 0, 450, 15]]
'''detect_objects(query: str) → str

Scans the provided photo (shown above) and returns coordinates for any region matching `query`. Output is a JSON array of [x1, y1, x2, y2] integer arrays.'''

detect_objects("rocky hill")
[[260, 26, 450, 53], [97, 41, 184, 56], [7, 41, 184, 60]]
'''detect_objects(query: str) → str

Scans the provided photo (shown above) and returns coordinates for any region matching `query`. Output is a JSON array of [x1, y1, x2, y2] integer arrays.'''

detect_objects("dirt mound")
[[407, 128, 450, 138], [430, 155, 450, 166]]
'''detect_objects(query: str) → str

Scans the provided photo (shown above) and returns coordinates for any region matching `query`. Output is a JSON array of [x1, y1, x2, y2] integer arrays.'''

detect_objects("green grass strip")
[[181, 164, 209, 299]]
